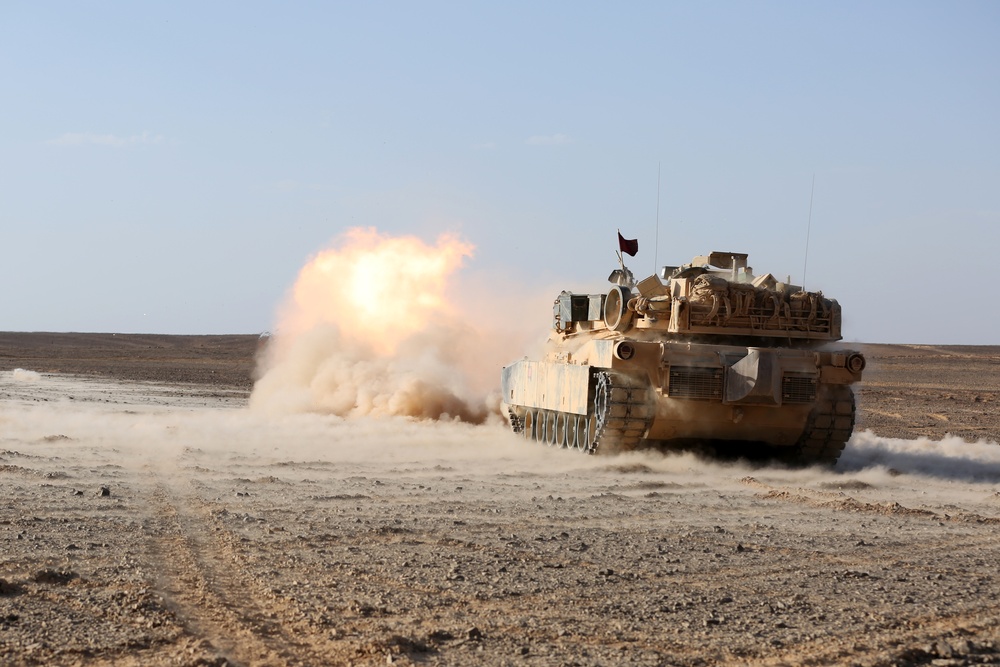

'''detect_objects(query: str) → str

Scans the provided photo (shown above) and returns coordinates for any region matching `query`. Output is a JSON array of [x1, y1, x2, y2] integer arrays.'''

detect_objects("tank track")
[[781, 384, 856, 466], [506, 370, 654, 455], [589, 371, 655, 454]]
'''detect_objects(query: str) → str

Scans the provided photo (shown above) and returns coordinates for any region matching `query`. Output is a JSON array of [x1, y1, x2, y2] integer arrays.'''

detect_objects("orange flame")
[[250, 227, 502, 422], [280, 227, 474, 356]]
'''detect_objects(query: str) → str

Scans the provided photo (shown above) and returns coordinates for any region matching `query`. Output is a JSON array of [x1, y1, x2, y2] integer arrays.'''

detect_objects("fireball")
[[280, 227, 474, 356], [251, 226, 496, 422]]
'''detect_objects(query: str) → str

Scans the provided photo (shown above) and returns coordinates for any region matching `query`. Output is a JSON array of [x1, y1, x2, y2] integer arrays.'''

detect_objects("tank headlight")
[[846, 353, 866, 373], [615, 342, 636, 361]]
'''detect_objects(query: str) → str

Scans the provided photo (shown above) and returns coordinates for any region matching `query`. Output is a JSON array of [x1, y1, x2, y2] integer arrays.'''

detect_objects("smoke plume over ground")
[[250, 227, 546, 423]]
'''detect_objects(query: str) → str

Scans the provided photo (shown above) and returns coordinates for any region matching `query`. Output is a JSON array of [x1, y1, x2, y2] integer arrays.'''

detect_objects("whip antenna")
[[654, 161, 661, 274], [802, 173, 815, 290]]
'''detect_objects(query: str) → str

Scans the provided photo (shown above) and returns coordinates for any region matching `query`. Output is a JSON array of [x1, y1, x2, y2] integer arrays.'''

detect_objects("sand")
[[2, 334, 1000, 666]]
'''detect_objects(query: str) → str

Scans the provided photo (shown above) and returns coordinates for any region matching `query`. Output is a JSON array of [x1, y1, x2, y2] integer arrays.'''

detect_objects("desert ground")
[[2, 333, 1000, 666]]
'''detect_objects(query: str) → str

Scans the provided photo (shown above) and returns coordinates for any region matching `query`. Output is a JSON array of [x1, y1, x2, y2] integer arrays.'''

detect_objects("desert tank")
[[501, 251, 865, 465]]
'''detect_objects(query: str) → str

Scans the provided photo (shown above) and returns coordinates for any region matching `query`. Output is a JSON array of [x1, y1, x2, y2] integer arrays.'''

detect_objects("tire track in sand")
[[141, 473, 342, 667]]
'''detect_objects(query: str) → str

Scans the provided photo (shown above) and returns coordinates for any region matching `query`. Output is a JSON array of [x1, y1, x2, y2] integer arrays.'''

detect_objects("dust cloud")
[[250, 227, 548, 424], [0, 372, 585, 483], [5, 368, 1000, 492], [840, 429, 1000, 483]]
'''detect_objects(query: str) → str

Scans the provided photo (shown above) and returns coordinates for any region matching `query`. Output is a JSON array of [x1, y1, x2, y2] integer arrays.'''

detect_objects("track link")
[[590, 371, 655, 454], [783, 384, 856, 466]]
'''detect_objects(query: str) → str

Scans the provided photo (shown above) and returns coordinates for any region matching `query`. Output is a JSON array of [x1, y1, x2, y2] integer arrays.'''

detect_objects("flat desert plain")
[[2, 333, 1000, 667]]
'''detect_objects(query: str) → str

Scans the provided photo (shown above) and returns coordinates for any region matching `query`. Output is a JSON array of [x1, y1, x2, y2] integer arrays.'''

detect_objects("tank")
[[500, 251, 865, 465]]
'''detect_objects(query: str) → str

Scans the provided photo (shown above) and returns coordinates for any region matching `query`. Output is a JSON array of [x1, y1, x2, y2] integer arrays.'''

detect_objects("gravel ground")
[[2, 336, 1000, 666]]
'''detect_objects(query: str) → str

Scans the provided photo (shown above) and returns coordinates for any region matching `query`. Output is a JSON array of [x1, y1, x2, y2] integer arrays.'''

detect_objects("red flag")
[[618, 231, 638, 257]]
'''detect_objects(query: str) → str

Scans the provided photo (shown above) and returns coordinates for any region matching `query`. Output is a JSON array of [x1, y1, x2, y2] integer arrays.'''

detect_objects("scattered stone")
[[194, 657, 230, 667], [467, 627, 483, 641], [98, 486, 111, 497], [384, 634, 430, 654], [427, 629, 454, 642], [32, 568, 78, 585], [951, 638, 974, 654], [71, 489, 83, 496], [0, 578, 22, 595], [933, 640, 955, 658]]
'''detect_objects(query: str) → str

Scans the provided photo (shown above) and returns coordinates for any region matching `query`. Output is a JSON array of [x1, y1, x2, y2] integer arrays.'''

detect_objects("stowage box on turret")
[[501, 251, 865, 465]]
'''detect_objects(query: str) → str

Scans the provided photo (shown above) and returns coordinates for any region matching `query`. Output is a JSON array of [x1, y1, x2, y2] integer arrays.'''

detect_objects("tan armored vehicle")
[[501, 251, 865, 464]]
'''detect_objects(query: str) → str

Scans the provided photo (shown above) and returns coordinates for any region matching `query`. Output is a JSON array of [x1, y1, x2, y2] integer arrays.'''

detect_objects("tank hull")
[[502, 340, 861, 462], [647, 401, 810, 445]]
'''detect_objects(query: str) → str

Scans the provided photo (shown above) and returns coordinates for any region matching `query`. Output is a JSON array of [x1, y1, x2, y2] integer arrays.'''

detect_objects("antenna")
[[802, 173, 815, 290], [654, 161, 661, 274]]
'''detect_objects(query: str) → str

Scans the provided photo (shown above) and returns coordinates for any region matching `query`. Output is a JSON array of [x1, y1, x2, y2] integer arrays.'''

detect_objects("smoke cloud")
[[250, 227, 548, 423]]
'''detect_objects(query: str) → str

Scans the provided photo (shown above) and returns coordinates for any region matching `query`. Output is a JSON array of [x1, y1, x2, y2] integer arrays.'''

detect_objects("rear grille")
[[668, 367, 723, 400], [782, 374, 818, 404]]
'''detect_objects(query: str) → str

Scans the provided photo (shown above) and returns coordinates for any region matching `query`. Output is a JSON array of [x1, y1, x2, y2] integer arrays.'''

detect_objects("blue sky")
[[2, 1, 998, 343]]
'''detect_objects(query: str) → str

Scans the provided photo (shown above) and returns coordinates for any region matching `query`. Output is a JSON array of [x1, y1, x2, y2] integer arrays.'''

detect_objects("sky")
[[2, 1, 998, 344]]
